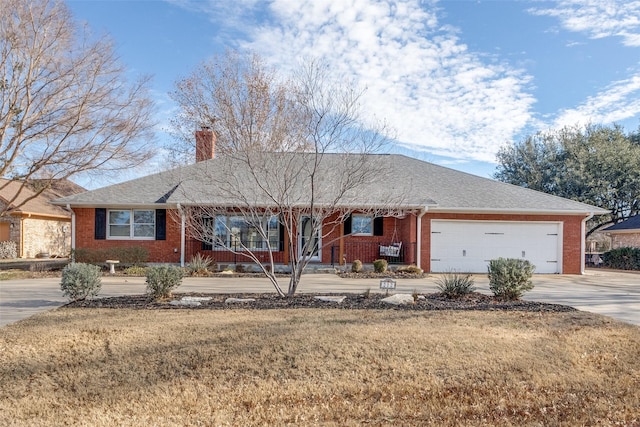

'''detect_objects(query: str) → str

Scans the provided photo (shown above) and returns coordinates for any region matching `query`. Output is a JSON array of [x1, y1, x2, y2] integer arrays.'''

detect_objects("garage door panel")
[[431, 220, 561, 274]]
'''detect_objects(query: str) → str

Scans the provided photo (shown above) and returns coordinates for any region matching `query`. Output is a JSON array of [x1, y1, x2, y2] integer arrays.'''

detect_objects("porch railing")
[[186, 239, 417, 267], [330, 241, 417, 266], [185, 239, 286, 265]]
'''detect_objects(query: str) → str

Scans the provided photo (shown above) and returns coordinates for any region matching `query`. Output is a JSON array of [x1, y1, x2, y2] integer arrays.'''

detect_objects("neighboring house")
[[0, 179, 85, 258], [602, 215, 640, 249], [53, 131, 607, 274]]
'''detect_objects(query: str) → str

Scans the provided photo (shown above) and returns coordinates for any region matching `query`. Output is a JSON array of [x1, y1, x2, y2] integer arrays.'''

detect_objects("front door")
[[299, 216, 321, 262]]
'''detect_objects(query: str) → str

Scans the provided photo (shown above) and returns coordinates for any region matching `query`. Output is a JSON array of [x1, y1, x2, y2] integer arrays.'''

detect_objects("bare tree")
[[0, 0, 155, 214], [172, 52, 403, 296], [168, 50, 309, 165]]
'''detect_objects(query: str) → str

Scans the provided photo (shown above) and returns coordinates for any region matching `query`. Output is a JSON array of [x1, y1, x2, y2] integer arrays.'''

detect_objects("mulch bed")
[[64, 292, 577, 313]]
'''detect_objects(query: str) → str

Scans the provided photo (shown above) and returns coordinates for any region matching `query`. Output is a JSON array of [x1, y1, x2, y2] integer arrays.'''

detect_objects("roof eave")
[[428, 207, 608, 215]]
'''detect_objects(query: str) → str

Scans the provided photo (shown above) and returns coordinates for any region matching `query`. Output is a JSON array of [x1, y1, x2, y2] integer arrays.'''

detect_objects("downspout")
[[67, 204, 75, 262], [416, 208, 428, 271], [178, 203, 185, 267], [581, 212, 594, 274], [20, 217, 25, 258]]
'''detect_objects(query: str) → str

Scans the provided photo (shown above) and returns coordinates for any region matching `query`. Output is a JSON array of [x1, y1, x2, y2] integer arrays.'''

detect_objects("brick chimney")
[[195, 128, 215, 162]]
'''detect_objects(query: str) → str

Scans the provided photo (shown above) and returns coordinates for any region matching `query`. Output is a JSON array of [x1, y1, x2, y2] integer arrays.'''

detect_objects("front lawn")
[[1, 308, 638, 426]]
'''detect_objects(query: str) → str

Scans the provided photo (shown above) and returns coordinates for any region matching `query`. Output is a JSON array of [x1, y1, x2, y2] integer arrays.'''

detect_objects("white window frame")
[[107, 209, 155, 240], [351, 214, 374, 236], [212, 215, 279, 251]]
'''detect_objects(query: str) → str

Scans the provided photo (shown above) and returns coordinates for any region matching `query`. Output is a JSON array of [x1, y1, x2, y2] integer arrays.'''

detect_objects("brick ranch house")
[[0, 179, 85, 258], [54, 131, 607, 274], [603, 215, 640, 250]]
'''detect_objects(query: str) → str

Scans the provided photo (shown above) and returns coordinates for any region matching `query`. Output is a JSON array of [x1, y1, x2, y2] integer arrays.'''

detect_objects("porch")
[[185, 239, 417, 268], [330, 241, 417, 267]]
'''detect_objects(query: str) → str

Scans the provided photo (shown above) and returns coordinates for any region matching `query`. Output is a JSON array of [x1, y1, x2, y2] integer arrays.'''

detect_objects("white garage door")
[[430, 220, 562, 274]]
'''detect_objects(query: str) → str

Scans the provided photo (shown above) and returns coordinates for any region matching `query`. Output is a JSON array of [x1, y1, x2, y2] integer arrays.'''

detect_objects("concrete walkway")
[[1, 269, 639, 327]]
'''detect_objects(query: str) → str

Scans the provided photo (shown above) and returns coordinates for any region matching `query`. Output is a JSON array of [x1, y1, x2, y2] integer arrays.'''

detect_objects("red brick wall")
[[73, 208, 586, 273], [419, 213, 586, 274], [73, 208, 181, 263], [329, 214, 417, 265]]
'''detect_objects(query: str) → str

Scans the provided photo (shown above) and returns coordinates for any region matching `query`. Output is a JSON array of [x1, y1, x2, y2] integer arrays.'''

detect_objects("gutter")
[[67, 204, 76, 260], [416, 207, 428, 270], [178, 203, 185, 267], [581, 212, 594, 274]]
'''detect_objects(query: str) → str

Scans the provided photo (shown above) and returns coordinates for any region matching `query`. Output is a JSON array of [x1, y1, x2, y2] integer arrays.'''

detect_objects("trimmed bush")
[[351, 259, 363, 273], [60, 263, 102, 301], [488, 258, 535, 300], [188, 253, 215, 276], [397, 264, 424, 275], [602, 247, 640, 270], [373, 259, 388, 273], [436, 272, 476, 298], [146, 265, 183, 299], [0, 241, 17, 259], [73, 246, 149, 265]]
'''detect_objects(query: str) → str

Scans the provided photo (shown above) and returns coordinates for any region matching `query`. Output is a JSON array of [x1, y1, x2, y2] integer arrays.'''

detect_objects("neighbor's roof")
[[603, 215, 640, 232], [0, 178, 85, 218], [53, 153, 607, 215]]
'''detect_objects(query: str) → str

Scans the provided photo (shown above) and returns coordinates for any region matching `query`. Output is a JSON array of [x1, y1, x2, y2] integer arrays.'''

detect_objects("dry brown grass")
[[1, 308, 639, 426]]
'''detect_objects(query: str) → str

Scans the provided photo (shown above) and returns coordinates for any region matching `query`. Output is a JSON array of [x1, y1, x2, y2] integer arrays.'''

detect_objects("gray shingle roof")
[[53, 153, 607, 215], [603, 215, 640, 232]]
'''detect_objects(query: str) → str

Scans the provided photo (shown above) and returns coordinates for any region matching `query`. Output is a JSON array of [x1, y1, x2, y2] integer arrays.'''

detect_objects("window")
[[108, 209, 155, 239], [351, 214, 373, 235], [212, 215, 280, 251]]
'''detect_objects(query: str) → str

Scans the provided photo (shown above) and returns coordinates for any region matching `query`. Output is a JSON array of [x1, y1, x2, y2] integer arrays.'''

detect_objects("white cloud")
[[529, 0, 640, 130], [553, 75, 640, 128], [529, 0, 640, 47], [240, 0, 535, 162]]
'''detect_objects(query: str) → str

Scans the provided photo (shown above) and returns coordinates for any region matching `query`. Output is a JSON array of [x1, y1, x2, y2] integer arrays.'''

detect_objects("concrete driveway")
[[1, 269, 639, 327]]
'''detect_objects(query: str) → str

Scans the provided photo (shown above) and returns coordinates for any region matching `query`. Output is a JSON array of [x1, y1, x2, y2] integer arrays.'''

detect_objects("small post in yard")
[[106, 260, 119, 275], [379, 278, 396, 295]]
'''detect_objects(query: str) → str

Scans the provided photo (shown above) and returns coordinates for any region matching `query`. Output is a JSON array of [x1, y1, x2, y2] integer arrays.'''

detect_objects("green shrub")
[[0, 241, 17, 259], [602, 247, 640, 270], [397, 264, 424, 275], [145, 265, 183, 299], [351, 259, 363, 273], [73, 246, 149, 265], [123, 265, 148, 276], [436, 272, 476, 298], [60, 263, 102, 301], [188, 253, 215, 276], [488, 258, 535, 300], [373, 259, 388, 273]]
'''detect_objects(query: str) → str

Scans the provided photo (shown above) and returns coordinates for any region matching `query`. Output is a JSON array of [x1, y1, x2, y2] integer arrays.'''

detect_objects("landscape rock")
[[314, 296, 346, 304], [182, 296, 212, 302], [381, 294, 415, 306], [169, 299, 201, 307]]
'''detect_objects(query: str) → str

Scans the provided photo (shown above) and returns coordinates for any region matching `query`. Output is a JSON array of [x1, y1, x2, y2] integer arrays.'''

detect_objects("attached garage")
[[430, 220, 562, 274]]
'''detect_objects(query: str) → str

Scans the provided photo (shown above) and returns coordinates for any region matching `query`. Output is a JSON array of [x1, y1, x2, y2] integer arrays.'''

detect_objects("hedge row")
[[602, 247, 640, 270], [72, 246, 149, 265]]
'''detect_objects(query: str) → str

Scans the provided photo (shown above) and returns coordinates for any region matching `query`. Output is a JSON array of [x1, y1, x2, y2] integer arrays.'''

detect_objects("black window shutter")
[[279, 218, 285, 251], [95, 208, 106, 240], [155, 209, 166, 240], [373, 217, 384, 236], [344, 215, 352, 235]]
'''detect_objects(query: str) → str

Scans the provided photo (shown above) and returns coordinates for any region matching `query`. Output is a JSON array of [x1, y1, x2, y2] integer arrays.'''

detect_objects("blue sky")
[[67, 0, 640, 185]]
